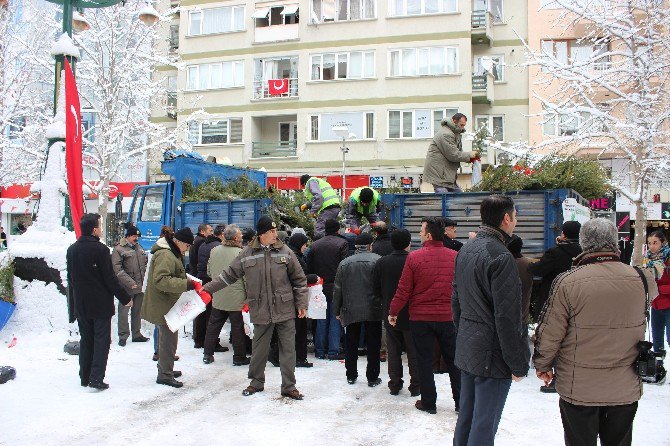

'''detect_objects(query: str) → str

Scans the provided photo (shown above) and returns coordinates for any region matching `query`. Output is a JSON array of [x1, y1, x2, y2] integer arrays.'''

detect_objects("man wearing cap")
[[346, 186, 382, 233], [442, 218, 464, 252], [332, 232, 383, 387], [111, 224, 149, 347], [203, 216, 309, 400], [299, 175, 341, 237]]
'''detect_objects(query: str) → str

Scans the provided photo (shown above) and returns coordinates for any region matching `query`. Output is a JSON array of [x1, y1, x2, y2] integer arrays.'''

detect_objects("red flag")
[[267, 78, 289, 95], [64, 59, 84, 238]]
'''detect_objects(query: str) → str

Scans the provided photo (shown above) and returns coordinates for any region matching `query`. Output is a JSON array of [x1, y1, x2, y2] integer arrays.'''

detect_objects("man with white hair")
[[534, 218, 658, 446]]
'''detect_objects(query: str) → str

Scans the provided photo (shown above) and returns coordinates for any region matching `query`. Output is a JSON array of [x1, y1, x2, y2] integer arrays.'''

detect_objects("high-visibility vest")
[[349, 187, 380, 215], [304, 177, 340, 214]]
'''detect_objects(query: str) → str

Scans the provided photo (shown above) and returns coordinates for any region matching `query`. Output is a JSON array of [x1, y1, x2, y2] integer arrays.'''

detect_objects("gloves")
[[311, 212, 317, 218], [352, 227, 361, 235], [300, 203, 312, 212]]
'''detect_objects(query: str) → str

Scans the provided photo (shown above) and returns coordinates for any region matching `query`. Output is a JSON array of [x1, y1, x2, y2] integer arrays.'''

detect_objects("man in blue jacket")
[[452, 195, 530, 445]]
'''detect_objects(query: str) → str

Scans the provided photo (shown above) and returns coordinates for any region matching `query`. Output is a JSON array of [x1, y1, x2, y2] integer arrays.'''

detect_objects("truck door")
[[130, 184, 167, 250]]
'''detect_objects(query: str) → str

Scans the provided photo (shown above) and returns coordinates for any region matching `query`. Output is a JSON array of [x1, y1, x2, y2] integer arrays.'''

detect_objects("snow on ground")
[[1, 294, 670, 445]]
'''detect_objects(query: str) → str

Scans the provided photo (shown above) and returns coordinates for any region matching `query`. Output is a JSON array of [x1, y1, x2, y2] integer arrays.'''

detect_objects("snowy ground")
[[1, 307, 670, 445]]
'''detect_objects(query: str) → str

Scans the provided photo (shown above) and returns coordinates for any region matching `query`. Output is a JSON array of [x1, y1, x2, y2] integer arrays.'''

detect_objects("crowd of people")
[[66, 190, 669, 445]]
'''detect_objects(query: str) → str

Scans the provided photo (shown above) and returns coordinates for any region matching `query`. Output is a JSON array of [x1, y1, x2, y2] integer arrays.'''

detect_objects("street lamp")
[[332, 125, 356, 200]]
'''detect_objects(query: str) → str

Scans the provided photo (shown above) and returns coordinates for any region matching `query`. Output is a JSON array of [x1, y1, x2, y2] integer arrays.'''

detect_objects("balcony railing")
[[253, 78, 299, 99], [252, 140, 297, 158], [471, 10, 488, 29], [472, 74, 487, 91]]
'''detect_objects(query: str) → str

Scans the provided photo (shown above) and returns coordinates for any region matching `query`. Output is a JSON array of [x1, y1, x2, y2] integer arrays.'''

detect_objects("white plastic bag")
[[164, 290, 206, 333], [471, 159, 482, 186], [307, 282, 327, 320], [242, 309, 254, 339]]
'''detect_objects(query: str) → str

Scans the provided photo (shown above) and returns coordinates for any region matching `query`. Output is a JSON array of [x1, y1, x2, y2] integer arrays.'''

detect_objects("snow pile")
[[6, 278, 69, 334], [50, 33, 80, 59], [10, 225, 75, 284]]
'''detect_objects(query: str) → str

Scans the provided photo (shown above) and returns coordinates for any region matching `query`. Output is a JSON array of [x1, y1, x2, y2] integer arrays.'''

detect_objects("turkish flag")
[[64, 59, 84, 238], [268, 78, 289, 95]]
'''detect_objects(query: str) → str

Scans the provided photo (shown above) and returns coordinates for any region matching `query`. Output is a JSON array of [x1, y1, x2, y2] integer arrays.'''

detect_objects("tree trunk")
[[631, 201, 647, 266]]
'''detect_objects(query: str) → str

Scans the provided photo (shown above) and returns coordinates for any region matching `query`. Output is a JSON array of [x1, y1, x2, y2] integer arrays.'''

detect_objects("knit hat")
[[325, 219, 340, 235], [125, 224, 141, 237], [562, 220, 581, 240], [391, 228, 411, 250], [355, 232, 373, 246], [288, 232, 309, 251], [174, 227, 194, 245], [256, 215, 277, 236]]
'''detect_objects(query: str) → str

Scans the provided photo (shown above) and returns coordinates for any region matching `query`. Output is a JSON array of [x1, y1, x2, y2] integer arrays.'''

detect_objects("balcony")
[[472, 74, 494, 104], [253, 78, 299, 100], [471, 10, 492, 45], [255, 23, 299, 43], [251, 140, 297, 158], [166, 92, 177, 119]]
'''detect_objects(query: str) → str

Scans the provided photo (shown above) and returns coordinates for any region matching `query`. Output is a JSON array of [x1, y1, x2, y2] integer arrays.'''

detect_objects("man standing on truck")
[[346, 186, 382, 233], [299, 175, 341, 237], [422, 113, 478, 193]]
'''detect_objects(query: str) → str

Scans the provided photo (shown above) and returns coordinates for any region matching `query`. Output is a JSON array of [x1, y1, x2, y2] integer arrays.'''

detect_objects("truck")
[[380, 189, 589, 256], [127, 157, 269, 250]]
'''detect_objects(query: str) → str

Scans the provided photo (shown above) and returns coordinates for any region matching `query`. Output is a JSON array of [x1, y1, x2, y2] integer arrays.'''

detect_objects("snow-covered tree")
[[72, 0, 183, 223], [0, 0, 57, 185], [524, 0, 670, 264]]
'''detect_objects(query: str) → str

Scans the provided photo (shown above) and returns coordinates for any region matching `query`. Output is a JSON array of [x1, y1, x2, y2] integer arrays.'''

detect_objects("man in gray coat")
[[422, 113, 477, 193], [202, 216, 308, 400], [332, 232, 383, 387], [111, 224, 149, 346]]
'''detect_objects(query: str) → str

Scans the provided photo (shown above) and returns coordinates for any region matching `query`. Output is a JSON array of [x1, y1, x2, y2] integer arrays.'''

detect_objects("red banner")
[[64, 59, 84, 238], [268, 78, 289, 95]]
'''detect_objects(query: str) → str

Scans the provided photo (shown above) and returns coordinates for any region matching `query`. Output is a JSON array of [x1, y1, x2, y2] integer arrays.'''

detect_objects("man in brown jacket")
[[421, 113, 477, 193], [534, 218, 658, 446], [202, 215, 309, 400]]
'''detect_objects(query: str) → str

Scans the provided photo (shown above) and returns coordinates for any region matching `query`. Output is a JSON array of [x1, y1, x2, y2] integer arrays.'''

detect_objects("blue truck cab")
[[127, 157, 269, 250]]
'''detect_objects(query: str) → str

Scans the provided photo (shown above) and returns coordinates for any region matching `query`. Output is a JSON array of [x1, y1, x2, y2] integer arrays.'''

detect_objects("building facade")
[[153, 0, 529, 191]]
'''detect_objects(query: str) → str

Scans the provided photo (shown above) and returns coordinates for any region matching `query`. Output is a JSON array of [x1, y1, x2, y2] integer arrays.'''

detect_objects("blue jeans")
[[433, 184, 462, 193], [651, 307, 670, 355], [315, 298, 342, 357], [454, 371, 512, 446]]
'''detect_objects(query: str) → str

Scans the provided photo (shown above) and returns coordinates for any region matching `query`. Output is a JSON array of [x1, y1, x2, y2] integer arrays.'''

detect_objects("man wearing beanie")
[[307, 218, 349, 360], [332, 232, 383, 387], [299, 174, 341, 237], [112, 224, 149, 346], [373, 228, 420, 396], [528, 220, 582, 393], [203, 215, 309, 400]]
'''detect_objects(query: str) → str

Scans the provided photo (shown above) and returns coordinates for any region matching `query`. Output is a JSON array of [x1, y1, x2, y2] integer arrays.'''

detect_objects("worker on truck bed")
[[300, 174, 341, 237], [346, 187, 382, 234]]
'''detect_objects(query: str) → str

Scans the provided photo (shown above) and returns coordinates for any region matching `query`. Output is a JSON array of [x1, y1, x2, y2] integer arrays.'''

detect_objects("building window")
[[388, 108, 458, 139], [388, 0, 457, 16], [308, 112, 374, 141], [186, 61, 244, 90], [541, 39, 610, 71], [389, 46, 458, 77], [311, 0, 375, 22], [6, 116, 26, 140], [310, 51, 375, 80], [253, 4, 299, 26], [189, 5, 245, 36], [474, 55, 504, 81], [542, 111, 590, 137], [474, 115, 504, 141], [188, 119, 243, 145]]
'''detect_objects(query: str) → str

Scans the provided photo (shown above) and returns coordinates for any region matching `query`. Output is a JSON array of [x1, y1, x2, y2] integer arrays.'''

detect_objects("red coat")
[[389, 240, 456, 322], [652, 262, 670, 310]]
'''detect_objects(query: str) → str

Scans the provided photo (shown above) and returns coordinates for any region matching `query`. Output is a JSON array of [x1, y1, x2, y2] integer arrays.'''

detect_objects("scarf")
[[477, 224, 511, 245], [643, 242, 670, 280]]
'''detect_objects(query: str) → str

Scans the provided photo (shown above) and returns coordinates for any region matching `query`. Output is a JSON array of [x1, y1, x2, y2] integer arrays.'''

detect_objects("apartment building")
[[152, 0, 529, 191]]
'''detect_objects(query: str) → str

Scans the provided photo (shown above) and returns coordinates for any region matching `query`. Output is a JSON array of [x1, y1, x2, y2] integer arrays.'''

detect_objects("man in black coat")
[[373, 228, 420, 396], [442, 217, 463, 252], [452, 196, 530, 445], [371, 221, 393, 257], [67, 213, 132, 390], [189, 223, 211, 347], [307, 218, 349, 360], [528, 221, 582, 321]]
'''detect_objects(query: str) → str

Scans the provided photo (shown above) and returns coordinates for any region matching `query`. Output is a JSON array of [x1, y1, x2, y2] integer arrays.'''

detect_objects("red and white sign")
[[267, 78, 289, 95]]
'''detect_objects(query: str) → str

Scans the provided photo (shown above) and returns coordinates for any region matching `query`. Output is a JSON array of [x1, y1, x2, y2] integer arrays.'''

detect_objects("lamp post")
[[332, 125, 355, 200]]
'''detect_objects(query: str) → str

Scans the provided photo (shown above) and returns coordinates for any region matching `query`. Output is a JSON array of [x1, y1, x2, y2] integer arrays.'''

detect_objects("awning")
[[281, 5, 299, 15], [251, 7, 270, 18]]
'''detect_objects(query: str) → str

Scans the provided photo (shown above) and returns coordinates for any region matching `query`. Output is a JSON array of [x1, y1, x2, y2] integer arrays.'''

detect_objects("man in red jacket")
[[388, 217, 460, 414]]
